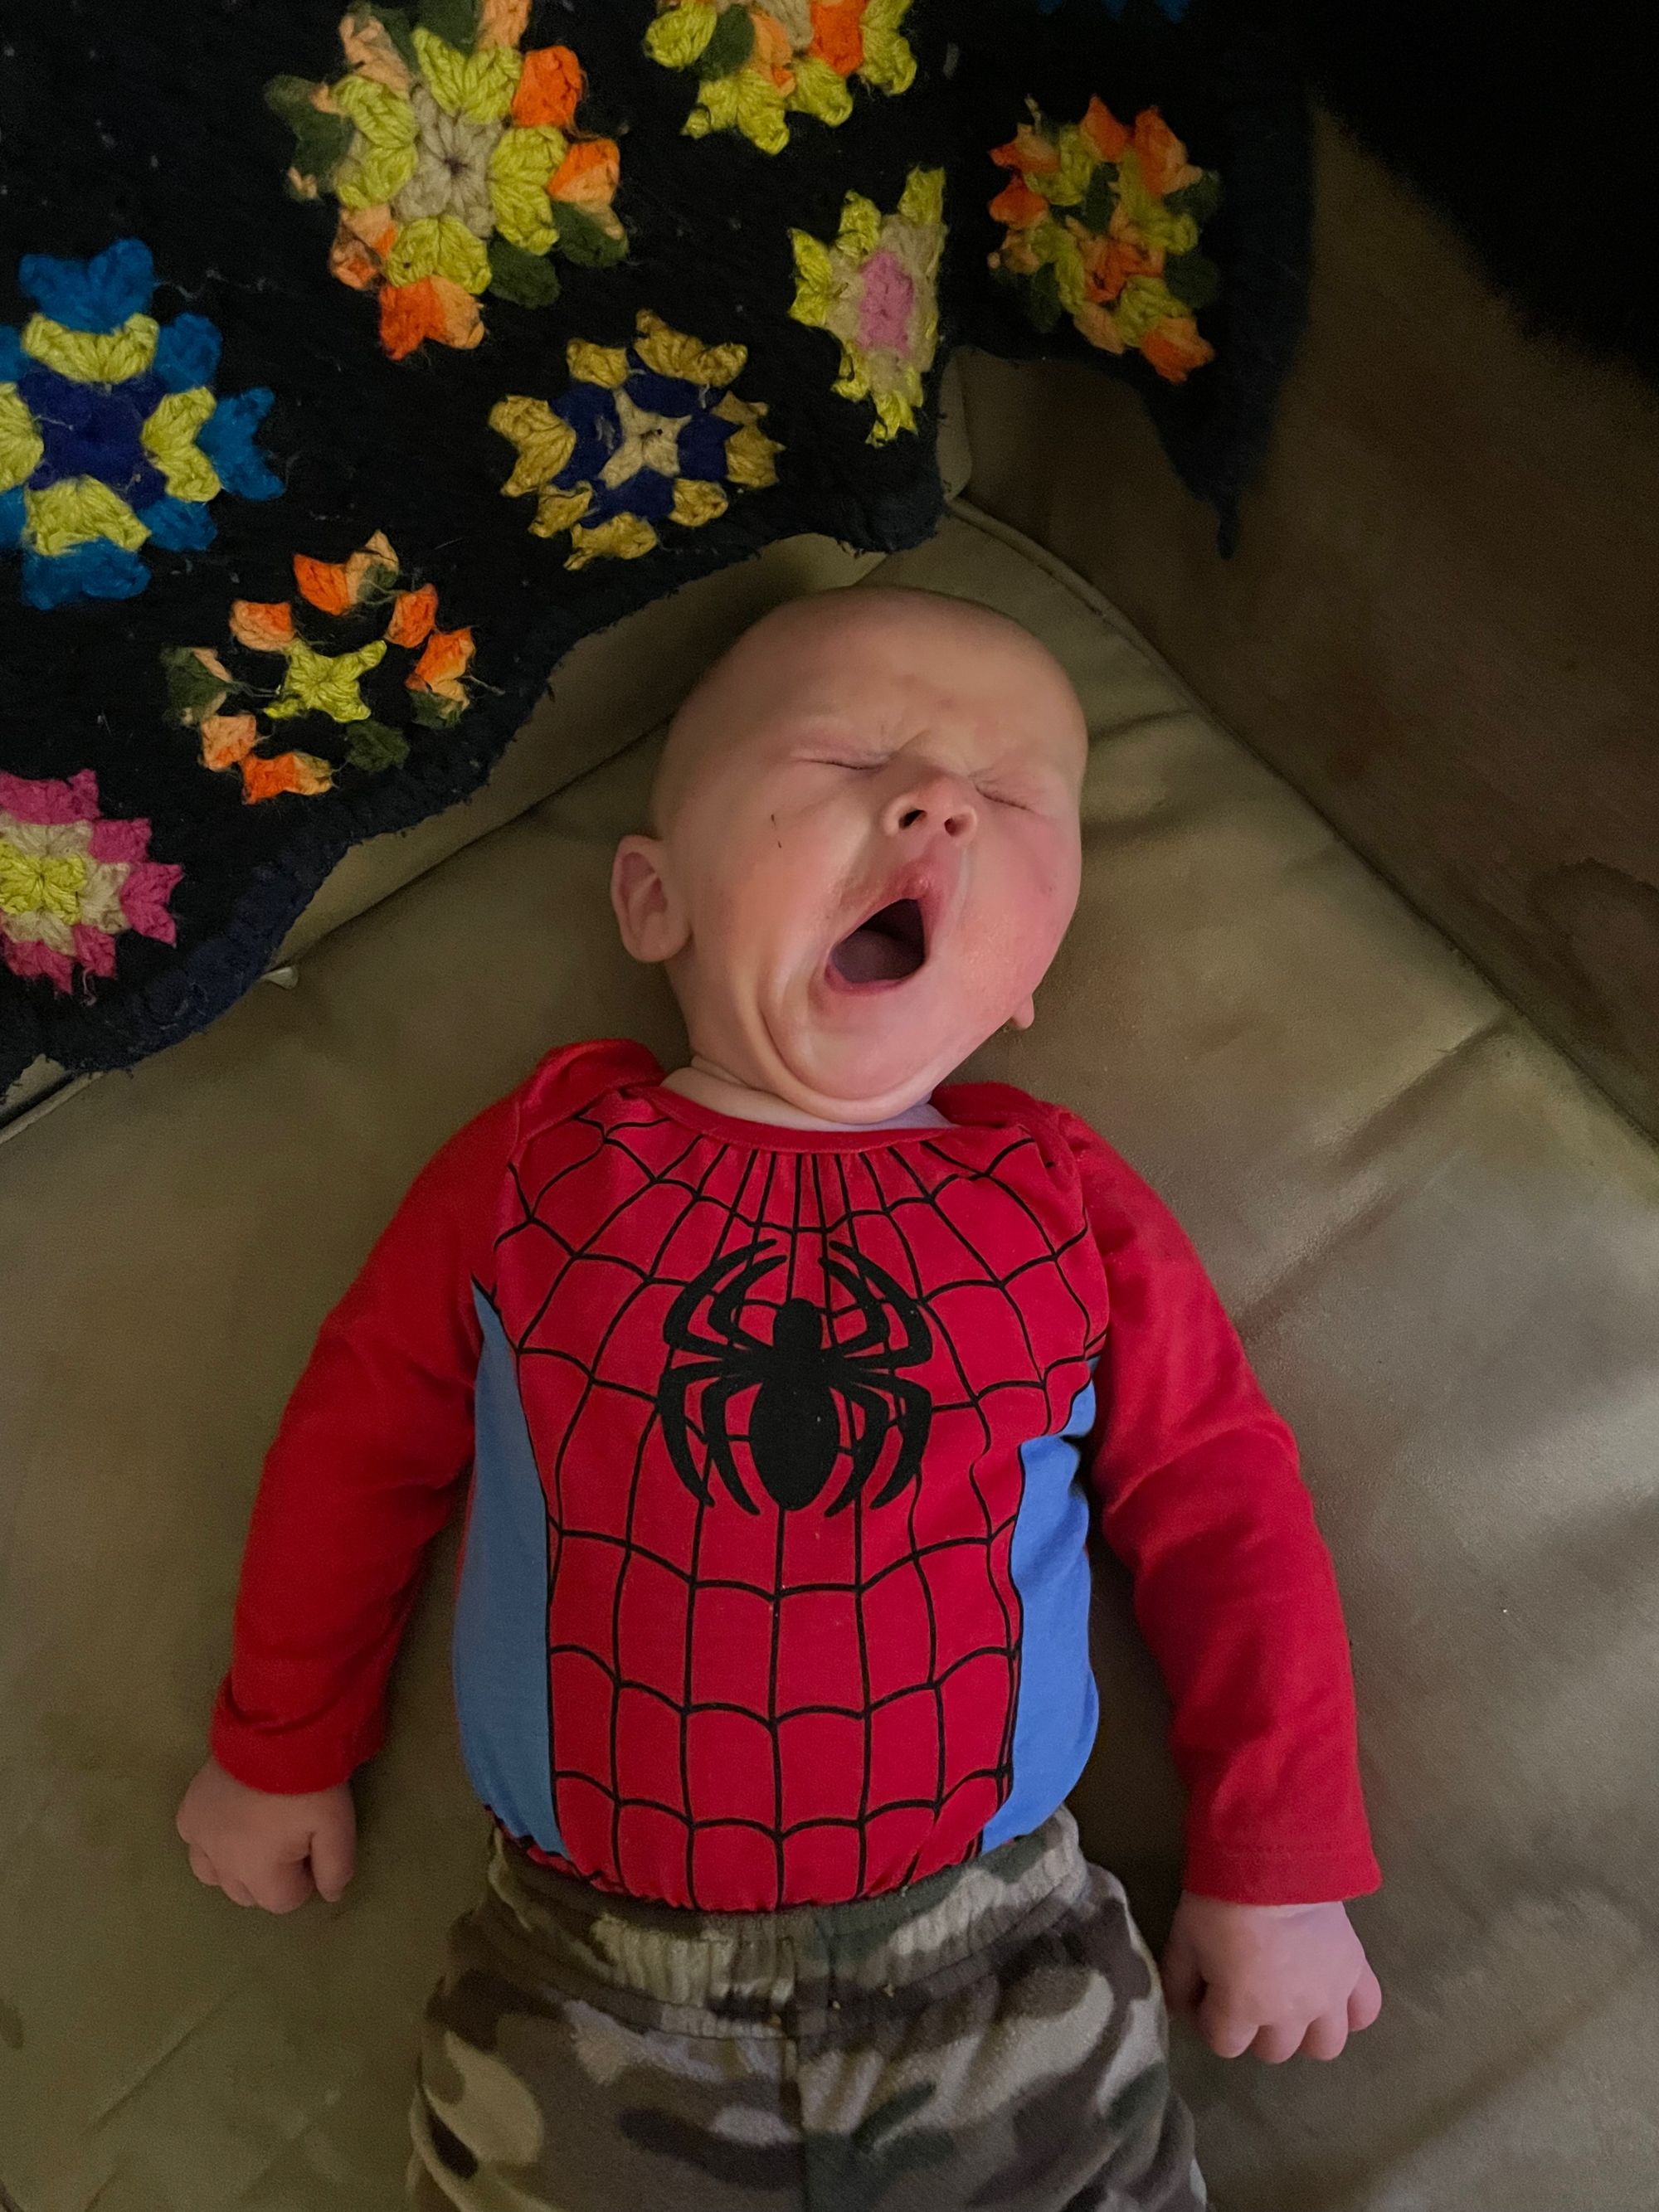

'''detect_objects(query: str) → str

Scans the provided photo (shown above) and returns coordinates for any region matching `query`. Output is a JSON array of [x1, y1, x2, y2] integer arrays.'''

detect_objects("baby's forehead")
[[763, 589, 1041, 678], [654, 591, 1082, 814]]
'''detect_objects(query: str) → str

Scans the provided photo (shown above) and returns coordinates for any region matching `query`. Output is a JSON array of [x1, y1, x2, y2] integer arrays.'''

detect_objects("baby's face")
[[613, 590, 1087, 1122]]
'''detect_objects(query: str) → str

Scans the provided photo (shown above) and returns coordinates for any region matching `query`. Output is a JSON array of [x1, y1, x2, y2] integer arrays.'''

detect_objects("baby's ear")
[[611, 836, 688, 965]]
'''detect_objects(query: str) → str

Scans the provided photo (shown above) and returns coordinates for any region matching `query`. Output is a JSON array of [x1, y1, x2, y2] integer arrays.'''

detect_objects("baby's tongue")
[[831, 899, 926, 985]]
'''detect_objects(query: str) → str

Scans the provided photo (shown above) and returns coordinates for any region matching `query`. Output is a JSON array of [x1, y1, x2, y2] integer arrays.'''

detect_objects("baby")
[[179, 587, 1381, 2210]]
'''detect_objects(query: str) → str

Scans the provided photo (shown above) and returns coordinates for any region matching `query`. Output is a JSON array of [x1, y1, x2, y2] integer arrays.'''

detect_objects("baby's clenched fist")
[[176, 1757, 356, 1914], [1160, 1894, 1381, 2064]]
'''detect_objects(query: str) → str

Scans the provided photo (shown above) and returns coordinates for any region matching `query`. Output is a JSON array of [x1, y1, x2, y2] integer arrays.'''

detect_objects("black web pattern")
[[489, 1094, 1100, 1907]]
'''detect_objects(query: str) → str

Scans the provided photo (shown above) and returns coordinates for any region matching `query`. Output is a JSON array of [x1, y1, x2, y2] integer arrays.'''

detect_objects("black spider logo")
[[657, 1240, 933, 1515]]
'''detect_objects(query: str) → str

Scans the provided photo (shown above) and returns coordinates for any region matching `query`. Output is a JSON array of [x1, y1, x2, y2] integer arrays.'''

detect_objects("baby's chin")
[[763, 1003, 975, 1124]]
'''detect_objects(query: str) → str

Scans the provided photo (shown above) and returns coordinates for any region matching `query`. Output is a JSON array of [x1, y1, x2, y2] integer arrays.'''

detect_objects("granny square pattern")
[[0, 0, 1308, 1092]]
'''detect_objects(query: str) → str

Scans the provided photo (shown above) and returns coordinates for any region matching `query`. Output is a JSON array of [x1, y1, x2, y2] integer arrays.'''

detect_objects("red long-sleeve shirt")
[[213, 1039, 1378, 1911]]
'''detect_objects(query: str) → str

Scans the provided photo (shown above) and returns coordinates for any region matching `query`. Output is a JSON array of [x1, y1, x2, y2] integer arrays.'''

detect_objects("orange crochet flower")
[[227, 600, 294, 652], [1141, 317, 1214, 382], [198, 712, 259, 772], [480, 0, 532, 44], [513, 45, 582, 128], [989, 177, 1048, 230], [750, 8, 796, 89], [1131, 108, 1202, 198], [409, 626, 476, 706], [991, 119, 1062, 177], [386, 586, 439, 649], [293, 557, 356, 617], [167, 537, 476, 804], [293, 532, 398, 617], [378, 276, 484, 363], [1079, 95, 1131, 163], [989, 95, 1221, 386], [329, 207, 398, 293], [270, 17, 623, 359], [810, 0, 865, 75], [198, 704, 330, 805], [646, 0, 913, 153], [1082, 226, 1160, 305], [548, 137, 620, 210], [241, 752, 332, 804]]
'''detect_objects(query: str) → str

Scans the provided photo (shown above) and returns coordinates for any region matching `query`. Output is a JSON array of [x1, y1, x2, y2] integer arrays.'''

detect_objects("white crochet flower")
[[394, 89, 502, 235]]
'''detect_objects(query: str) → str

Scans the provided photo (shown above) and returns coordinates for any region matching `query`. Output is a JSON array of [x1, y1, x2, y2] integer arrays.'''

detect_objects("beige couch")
[[3, 121, 1657, 2210]]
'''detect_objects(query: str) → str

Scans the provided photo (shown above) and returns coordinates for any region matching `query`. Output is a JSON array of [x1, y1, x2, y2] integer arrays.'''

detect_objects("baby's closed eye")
[[975, 780, 1032, 810]]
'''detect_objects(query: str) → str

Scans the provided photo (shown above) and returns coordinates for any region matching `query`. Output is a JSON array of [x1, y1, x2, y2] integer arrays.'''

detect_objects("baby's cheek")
[[749, 824, 841, 921], [1028, 836, 1082, 941], [1002, 858, 1076, 975], [704, 843, 813, 959]]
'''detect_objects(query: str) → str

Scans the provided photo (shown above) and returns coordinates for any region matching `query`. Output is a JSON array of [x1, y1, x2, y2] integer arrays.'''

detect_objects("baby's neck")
[[662, 1060, 949, 1133]]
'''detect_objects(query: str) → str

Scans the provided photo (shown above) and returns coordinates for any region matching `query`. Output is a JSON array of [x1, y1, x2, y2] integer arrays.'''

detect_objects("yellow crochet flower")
[[267, 4, 625, 360], [0, 769, 182, 997], [164, 532, 477, 805], [988, 95, 1222, 384], [790, 168, 944, 444], [645, 0, 914, 154], [0, 841, 87, 926], [264, 637, 388, 724], [492, 310, 781, 568]]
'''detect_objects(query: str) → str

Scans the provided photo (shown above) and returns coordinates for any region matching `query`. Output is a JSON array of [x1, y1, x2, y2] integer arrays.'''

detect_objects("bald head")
[[650, 586, 1086, 831], [612, 582, 1088, 1119]]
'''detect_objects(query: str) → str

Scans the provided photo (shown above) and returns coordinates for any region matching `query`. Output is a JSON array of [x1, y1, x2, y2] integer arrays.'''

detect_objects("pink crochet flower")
[[0, 770, 182, 994]]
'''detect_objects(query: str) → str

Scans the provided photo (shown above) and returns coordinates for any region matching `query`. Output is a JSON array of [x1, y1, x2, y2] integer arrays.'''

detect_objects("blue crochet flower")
[[557, 369, 741, 528], [491, 313, 782, 571], [0, 240, 283, 610]]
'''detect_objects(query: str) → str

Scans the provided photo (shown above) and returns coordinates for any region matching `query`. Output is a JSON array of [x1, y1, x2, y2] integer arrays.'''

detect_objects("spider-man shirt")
[[213, 1040, 1379, 1912]]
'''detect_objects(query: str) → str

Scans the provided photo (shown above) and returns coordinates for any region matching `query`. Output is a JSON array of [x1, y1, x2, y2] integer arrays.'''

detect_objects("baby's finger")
[[1248, 2020, 1306, 2065], [250, 1859, 315, 1915], [186, 1844, 221, 1890], [1299, 2010, 1350, 2062], [220, 1875, 258, 1908], [1195, 1992, 1258, 2060], [309, 1818, 357, 1905], [1159, 1934, 1204, 2015], [1349, 1965, 1384, 2033]]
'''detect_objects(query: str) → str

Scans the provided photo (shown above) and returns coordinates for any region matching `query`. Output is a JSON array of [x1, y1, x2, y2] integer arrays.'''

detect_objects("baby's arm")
[[1061, 1111, 1382, 2061], [177, 1091, 518, 1912]]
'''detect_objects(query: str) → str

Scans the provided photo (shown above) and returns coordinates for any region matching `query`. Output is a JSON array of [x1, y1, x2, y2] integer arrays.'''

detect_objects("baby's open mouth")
[[830, 897, 928, 987]]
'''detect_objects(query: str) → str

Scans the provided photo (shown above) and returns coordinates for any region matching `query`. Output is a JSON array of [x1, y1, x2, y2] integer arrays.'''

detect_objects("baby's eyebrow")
[[777, 711, 883, 749]]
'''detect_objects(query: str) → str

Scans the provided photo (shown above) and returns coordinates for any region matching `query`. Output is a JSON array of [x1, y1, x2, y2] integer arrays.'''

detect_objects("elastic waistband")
[[476, 1811, 1088, 2039]]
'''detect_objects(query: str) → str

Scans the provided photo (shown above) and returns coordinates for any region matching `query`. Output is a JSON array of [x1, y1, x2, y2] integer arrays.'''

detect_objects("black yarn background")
[[0, 0, 1308, 1091]]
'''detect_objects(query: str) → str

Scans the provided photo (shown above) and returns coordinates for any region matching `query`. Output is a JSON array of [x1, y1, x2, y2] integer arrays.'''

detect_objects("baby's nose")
[[883, 773, 979, 842]]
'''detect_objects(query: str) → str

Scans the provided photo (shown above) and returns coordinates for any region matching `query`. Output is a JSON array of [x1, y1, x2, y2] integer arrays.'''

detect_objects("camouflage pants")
[[411, 1808, 1205, 2211]]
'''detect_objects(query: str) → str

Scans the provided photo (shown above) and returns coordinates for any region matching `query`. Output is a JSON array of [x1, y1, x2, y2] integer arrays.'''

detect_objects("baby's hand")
[[176, 1757, 356, 1913], [1160, 1894, 1381, 2063]]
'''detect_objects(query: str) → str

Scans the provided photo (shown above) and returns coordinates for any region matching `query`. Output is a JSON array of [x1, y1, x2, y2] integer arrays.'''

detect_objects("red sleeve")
[[208, 1091, 519, 1794], [1061, 1111, 1380, 1905]]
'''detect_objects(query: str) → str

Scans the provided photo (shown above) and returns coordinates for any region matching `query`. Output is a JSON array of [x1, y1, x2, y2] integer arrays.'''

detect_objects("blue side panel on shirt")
[[981, 1376, 1101, 1851], [453, 1288, 564, 1856]]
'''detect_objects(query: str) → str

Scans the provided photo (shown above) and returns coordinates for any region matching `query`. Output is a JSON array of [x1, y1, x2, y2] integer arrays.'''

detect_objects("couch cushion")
[[2, 510, 1656, 2211]]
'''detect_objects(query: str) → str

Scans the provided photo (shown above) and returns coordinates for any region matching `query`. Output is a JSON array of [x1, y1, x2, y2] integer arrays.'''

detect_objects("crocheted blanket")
[[0, 0, 1307, 1094]]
